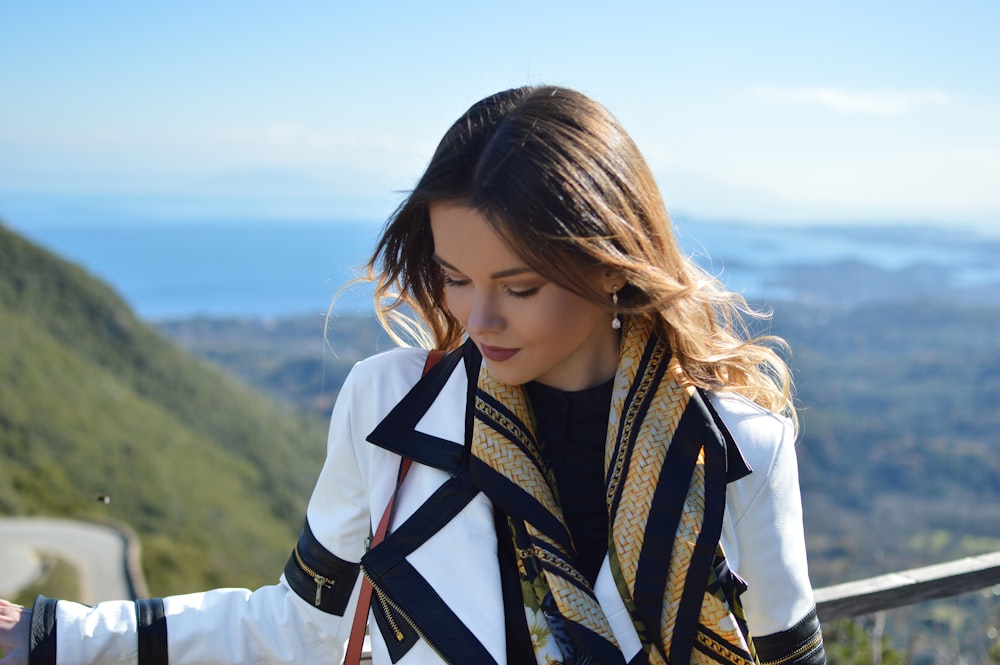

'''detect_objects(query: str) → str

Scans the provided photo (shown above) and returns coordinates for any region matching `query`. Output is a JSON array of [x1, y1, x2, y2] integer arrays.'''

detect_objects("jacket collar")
[[365, 342, 476, 472], [366, 338, 752, 523], [368, 337, 750, 485]]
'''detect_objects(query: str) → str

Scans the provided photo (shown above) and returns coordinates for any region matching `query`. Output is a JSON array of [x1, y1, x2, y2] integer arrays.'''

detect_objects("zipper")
[[372, 586, 405, 642], [293, 544, 334, 606], [362, 568, 454, 665], [758, 631, 824, 665]]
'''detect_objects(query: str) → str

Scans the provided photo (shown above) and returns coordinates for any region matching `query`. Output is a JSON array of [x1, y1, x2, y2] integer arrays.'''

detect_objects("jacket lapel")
[[366, 343, 471, 471], [363, 342, 507, 664]]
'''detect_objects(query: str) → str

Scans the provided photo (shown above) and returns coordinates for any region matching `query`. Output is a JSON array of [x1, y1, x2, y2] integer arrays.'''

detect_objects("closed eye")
[[505, 285, 543, 299]]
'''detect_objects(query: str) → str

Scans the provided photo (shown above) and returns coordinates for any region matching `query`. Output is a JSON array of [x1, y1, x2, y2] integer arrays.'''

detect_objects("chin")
[[483, 360, 533, 387]]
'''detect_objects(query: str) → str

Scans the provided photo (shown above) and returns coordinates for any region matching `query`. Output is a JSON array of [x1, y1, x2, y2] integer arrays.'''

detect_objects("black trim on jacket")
[[135, 598, 168, 665], [366, 347, 466, 472], [283, 520, 360, 616], [361, 473, 497, 664], [754, 607, 826, 665], [699, 387, 754, 483], [28, 595, 58, 665]]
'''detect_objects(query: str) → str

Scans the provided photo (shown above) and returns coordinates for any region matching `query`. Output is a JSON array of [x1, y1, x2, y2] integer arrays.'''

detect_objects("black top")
[[525, 377, 614, 584]]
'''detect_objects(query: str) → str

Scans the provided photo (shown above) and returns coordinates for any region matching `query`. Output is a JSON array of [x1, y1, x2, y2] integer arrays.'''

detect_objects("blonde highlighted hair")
[[363, 86, 795, 426]]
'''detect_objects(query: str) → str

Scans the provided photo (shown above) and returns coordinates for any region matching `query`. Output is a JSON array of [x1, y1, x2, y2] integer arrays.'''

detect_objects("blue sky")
[[2, 1, 998, 233]]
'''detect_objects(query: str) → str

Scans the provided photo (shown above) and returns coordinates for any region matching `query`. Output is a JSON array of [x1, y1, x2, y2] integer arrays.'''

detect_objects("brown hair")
[[363, 85, 795, 422]]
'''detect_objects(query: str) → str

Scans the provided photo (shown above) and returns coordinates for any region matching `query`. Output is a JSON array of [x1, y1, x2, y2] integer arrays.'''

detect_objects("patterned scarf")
[[470, 316, 759, 665]]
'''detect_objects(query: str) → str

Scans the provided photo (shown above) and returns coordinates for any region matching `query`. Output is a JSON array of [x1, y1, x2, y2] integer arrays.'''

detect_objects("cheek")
[[442, 288, 470, 323], [520, 294, 602, 343]]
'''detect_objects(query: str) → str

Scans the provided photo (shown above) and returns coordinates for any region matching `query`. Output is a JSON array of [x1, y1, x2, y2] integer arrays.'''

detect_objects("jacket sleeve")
[[29, 354, 405, 665], [713, 393, 826, 665]]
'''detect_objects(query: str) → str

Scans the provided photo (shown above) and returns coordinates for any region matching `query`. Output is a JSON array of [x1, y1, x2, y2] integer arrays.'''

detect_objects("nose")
[[465, 290, 504, 336]]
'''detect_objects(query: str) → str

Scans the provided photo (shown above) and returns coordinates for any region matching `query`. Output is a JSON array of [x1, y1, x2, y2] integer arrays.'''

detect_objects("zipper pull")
[[313, 575, 328, 606], [373, 587, 405, 641]]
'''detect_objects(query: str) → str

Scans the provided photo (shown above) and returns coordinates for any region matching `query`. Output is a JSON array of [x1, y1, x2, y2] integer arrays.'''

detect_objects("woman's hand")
[[0, 599, 29, 665]]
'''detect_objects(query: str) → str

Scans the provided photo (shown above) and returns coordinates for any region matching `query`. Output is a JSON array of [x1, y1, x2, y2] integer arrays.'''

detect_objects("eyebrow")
[[432, 255, 536, 280]]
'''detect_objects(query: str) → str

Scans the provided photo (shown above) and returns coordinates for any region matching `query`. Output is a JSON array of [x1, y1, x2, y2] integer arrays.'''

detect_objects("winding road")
[[0, 517, 134, 604], [0, 518, 377, 661]]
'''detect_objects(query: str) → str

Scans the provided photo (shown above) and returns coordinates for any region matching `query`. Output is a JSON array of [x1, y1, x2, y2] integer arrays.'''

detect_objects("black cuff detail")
[[284, 520, 360, 616], [28, 595, 58, 665], [754, 606, 826, 665], [136, 598, 168, 665]]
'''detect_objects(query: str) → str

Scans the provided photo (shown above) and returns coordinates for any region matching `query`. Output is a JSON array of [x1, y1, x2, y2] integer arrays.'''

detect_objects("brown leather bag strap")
[[422, 348, 445, 375], [343, 349, 444, 665], [344, 460, 410, 664]]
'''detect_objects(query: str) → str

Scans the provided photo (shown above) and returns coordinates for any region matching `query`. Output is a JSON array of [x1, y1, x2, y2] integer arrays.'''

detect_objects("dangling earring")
[[611, 288, 622, 330]]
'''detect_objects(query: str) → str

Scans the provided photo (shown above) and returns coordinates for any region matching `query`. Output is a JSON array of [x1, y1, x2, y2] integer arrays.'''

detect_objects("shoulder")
[[348, 346, 429, 378], [707, 391, 794, 475], [708, 391, 798, 526], [335, 347, 433, 422]]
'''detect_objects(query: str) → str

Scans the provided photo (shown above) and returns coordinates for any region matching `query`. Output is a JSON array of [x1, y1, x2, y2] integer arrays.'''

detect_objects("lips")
[[479, 343, 520, 362]]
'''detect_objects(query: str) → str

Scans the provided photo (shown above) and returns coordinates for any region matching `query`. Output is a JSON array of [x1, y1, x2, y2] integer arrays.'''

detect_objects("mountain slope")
[[0, 223, 328, 596]]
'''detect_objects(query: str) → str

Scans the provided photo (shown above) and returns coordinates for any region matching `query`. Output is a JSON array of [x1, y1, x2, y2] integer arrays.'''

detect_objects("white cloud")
[[754, 85, 953, 115]]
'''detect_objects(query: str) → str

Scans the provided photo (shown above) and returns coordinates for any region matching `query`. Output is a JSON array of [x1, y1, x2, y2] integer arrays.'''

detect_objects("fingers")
[[0, 599, 25, 637], [0, 600, 29, 664], [0, 599, 22, 614]]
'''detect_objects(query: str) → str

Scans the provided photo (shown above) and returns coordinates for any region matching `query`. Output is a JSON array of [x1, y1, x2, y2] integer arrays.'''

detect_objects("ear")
[[600, 269, 626, 295]]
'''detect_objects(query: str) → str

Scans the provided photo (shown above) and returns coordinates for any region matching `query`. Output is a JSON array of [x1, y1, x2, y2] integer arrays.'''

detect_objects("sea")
[[4, 205, 999, 320]]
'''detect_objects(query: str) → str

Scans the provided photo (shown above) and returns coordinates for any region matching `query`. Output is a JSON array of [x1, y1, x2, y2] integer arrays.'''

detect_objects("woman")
[[0, 86, 825, 664]]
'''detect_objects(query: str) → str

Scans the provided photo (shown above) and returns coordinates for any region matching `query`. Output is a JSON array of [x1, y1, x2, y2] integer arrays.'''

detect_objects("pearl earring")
[[611, 288, 621, 330]]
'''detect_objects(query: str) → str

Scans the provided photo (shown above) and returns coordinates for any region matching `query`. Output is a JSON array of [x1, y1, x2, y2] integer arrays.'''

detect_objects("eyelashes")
[[441, 274, 542, 299], [506, 286, 541, 299]]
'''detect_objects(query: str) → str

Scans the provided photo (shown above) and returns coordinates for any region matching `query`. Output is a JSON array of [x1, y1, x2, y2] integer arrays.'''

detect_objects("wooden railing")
[[814, 550, 1000, 621]]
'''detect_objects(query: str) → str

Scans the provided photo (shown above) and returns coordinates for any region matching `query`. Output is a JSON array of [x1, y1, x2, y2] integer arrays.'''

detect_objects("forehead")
[[429, 203, 528, 271]]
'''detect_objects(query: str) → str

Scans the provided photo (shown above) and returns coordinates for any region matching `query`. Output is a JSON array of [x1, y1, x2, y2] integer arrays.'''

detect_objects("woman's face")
[[430, 203, 620, 391]]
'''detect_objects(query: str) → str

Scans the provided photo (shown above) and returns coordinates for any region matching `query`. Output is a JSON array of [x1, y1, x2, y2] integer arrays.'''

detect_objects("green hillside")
[[0, 223, 327, 597]]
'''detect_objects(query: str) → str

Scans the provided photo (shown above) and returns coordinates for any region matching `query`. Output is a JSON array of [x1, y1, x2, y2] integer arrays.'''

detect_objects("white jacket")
[[33, 344, 822, 665]]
